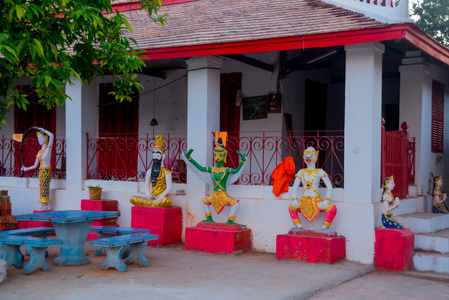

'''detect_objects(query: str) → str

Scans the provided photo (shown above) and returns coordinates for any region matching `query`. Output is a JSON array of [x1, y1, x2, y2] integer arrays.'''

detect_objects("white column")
[[344, 42, 384, 264], [344, 42, 384, 203], [185, 56, 223, 197], [65, 77, 97, 190], [399, 51, 430, 195]]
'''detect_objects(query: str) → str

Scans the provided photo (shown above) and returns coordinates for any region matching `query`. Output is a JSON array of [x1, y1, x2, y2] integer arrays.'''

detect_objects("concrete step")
[[415, 228, 449, 254], [395, 212, 449, 234], [413, 251, 449, 274]]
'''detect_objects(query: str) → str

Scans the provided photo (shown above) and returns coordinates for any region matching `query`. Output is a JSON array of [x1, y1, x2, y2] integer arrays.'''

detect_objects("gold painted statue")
[[381, 175, 405, 229], [21, 127, 54, 210], [130, 135, 172, 207], [432, 175, 448, 214]]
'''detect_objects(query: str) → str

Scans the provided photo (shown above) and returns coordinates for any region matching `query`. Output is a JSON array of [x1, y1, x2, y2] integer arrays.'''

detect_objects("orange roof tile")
[[120, 0, 389, 51]]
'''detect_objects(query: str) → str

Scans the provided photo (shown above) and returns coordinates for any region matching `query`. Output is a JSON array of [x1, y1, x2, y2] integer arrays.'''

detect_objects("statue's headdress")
[[153, 135, 165, 154], [214, 132, 228, 163], [382, 175, 394, 188], [434, 175, 442, 188]]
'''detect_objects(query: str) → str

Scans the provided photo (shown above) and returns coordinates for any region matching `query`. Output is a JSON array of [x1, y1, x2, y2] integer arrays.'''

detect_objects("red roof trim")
[[139, 24, 449, 67], [403, 25, 449, 66], [111, 0, 197, 12], [140, 26, 407, 60]]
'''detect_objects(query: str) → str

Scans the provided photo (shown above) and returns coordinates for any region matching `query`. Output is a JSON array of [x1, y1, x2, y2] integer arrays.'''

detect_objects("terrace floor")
[[1, 243, 449, 299]]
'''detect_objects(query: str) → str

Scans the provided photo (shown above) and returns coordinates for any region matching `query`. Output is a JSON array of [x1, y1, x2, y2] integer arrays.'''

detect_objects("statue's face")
[[303, 151, 317, 165], [152, 150, 162, 161], [214, 149, 226, 163], [437, 178, 443, 187], [37, 135, 47, 146]]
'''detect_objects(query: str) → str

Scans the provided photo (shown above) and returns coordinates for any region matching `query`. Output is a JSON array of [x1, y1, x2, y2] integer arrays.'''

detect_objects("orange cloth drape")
[[270, 156, 296, 197]]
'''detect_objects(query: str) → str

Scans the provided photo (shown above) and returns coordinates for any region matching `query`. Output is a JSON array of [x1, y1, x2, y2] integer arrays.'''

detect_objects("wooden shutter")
[[431, 80, 444, 153]]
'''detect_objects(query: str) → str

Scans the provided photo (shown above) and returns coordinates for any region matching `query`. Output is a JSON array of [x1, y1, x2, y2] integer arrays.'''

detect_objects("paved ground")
[[2, 243, 449, 300]]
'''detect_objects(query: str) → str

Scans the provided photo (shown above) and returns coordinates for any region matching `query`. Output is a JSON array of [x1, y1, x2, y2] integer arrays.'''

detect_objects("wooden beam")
[[222, 54, 275, 72]]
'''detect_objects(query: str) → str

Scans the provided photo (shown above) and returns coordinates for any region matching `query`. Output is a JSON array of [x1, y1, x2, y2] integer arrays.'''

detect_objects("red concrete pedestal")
[[374, 228, 414, 272], [185, 222, 252, 255], [17, 210, 53, 229], [131, 206, 182, 246], [276, 231, 346, 264], [81, 199, 119, 240]]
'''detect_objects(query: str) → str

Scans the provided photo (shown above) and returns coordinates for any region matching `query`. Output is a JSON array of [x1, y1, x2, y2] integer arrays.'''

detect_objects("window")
[[431, 80, 444, 153]]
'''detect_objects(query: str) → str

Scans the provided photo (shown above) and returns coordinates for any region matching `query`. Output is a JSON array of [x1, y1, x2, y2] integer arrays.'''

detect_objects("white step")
[[395, 212, 449, 234], [415, 229, 449, 254], [395, 196, 425, 216], [413, 251, 449, 274]]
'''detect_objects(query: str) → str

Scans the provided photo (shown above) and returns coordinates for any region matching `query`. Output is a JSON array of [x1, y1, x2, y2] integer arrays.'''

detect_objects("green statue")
[[183, 133, 247, 225]]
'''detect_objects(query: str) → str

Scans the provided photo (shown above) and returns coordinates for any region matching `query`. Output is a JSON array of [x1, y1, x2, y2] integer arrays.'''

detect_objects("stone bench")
[[0, 227, 55, 259], [89, 226, 151, 256], [91, 233, 158, 272], [0, 235, 62, 274]]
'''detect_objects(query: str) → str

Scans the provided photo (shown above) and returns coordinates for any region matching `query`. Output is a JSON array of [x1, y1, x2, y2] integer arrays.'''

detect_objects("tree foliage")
[[413, 0, 449, 47], [0, 0, 167, 129]]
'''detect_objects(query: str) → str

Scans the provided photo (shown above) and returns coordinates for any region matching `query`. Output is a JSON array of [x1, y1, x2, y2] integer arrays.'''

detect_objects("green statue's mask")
[[214, 147, 227, 164]]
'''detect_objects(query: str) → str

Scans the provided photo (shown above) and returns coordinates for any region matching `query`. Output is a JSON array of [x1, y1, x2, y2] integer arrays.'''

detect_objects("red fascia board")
[[139, 25, 407, 60], [110, 0, 197, 13], [403, 25, 449, 66]]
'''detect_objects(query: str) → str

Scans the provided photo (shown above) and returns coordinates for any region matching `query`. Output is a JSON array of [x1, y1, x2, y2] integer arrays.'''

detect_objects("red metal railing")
[[222, 131, 344, 187], [86, 133, 187, 183], [381, 121, 415, 198], [0, 134, 66, 179], [86, 131, 345, 187]]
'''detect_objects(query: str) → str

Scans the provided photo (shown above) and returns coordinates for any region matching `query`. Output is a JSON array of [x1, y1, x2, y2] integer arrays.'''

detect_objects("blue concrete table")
[[14, 210, 120, 266]]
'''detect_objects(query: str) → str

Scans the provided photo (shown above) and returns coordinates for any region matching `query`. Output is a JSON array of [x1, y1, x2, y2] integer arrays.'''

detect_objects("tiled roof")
[[120, 0, 389, 51]]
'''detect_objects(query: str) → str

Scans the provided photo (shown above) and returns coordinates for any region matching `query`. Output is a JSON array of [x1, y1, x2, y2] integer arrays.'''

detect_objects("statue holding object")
[[289, 146, 337, 233], [20, 127, 54, 210], [432, 175, 448, 214], [182, 132, 247, 225], [130, 135, 172, 207], [381, 175, 405, 229]]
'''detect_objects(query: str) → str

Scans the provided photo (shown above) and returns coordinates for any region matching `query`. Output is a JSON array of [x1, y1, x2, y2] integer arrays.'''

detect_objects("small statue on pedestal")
[[182, 132, 247, 225], [381, 175, 405, 229], [289, 146, 337, 233], [432, 175, 448, 214], [21, 127, 54, 211], [130, 135, 172, 207]]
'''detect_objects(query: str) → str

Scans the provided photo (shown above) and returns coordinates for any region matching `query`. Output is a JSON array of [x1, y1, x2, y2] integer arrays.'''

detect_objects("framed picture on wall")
[[243, 96, 267, 120], [267, 94, 282, 113]]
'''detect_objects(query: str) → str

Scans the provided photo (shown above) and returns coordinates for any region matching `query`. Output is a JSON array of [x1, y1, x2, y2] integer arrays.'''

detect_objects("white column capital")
[[186, 56, 223, 70], [345, 42, 385, 54]]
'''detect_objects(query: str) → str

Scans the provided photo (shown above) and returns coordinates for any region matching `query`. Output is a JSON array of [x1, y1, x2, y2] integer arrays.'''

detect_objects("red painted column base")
[[374, 228, 414, 272], [276, 231, 346, 264], [81, 199, 119, 240], [185, 222, 252, 255], [131, 206, 182, 246]]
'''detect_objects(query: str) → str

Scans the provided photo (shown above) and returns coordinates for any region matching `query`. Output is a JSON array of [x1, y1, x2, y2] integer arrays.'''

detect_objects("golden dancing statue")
[[21, 127, 54, 210], [130, 135, 172, 207]]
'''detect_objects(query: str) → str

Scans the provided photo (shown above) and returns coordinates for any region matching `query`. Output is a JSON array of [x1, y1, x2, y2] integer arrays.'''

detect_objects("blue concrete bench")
[[91, 233, 158, 272], [0, 235, 62, 275], [0, 227, 55, 259], [89, 226, 151, 256], [0, 227, 55, 237]]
